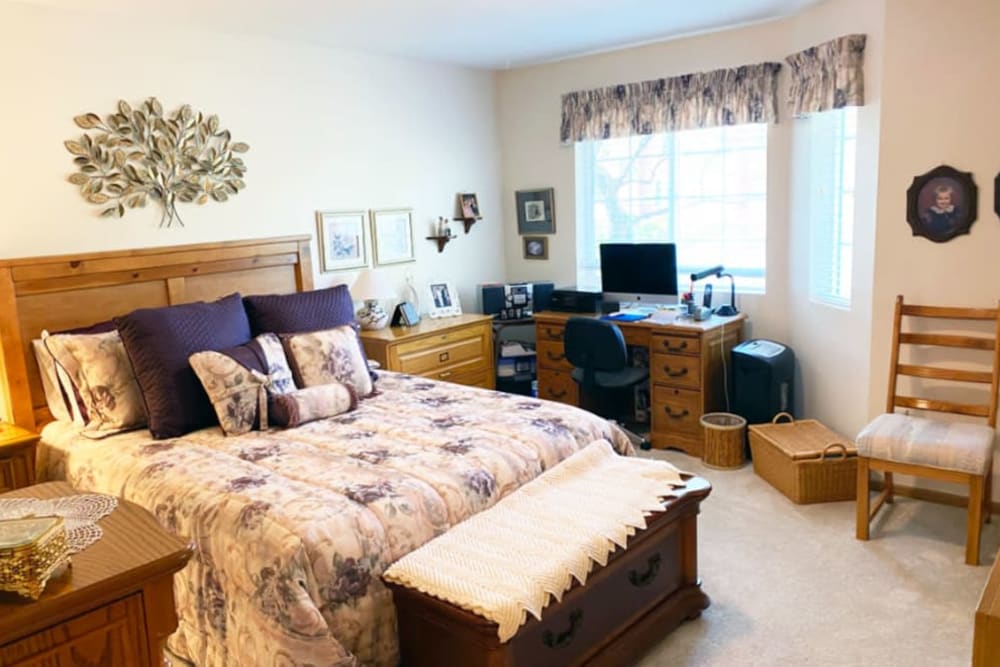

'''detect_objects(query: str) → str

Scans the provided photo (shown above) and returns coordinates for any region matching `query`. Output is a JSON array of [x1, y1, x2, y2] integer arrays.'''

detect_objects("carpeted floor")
[[635, 449, 999, 666]]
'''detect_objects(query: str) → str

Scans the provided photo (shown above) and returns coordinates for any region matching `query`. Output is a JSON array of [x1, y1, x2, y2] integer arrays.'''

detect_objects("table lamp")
[[351, 269, 395, 330]]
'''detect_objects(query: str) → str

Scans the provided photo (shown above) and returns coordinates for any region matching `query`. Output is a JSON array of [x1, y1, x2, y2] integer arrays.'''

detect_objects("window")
[[575, 124, 768, 294], [807, 107, 857, 308]]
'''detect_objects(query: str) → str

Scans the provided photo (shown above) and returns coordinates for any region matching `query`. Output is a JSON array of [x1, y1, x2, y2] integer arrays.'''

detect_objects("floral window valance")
[[786, 34, 866, 117], [560, 62, 781, 144]]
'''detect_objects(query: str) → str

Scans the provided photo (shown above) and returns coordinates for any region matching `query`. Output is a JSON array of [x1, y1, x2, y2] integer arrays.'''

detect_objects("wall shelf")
[[452, 216, 482, 234], [426, 234, 457, 253]]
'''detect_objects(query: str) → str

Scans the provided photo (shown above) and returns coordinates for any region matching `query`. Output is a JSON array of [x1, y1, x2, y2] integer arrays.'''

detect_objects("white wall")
[[0, 2, 504, 313], [868, 0, 1000, 497], [784, 0, 885, 439]]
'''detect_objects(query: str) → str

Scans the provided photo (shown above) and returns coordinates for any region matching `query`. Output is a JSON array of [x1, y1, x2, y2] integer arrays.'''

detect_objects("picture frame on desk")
[[426, 281, 462, 318]]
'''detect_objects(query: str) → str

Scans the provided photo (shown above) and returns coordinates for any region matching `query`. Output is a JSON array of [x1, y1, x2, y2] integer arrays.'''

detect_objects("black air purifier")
[[732, 339, 795, 428]]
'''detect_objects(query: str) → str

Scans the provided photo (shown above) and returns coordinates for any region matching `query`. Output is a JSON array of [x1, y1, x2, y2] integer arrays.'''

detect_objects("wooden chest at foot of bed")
[[386, 476, 711, 667]]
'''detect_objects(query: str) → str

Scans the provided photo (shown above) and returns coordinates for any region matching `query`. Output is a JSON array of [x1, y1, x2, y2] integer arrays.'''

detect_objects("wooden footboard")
[[387, 475, 711, 667]]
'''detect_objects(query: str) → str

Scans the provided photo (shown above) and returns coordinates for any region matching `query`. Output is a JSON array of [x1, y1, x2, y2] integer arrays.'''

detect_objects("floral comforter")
[[40, 371, 632, 667]]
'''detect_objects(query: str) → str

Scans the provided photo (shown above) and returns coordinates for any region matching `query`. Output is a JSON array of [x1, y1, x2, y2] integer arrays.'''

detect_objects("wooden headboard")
[[0, 235, 313, 430]]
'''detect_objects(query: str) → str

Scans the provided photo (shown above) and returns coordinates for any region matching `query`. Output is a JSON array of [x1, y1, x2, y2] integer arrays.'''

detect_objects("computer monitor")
[[599, 243, 679, 306]]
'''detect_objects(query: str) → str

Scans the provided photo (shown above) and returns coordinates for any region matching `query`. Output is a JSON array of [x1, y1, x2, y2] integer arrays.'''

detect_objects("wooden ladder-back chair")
[[856, 295, 1000, 565]]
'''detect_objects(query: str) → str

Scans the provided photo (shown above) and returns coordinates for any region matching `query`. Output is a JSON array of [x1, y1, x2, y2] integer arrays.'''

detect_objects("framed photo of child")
[[906, 165, 977, 243]]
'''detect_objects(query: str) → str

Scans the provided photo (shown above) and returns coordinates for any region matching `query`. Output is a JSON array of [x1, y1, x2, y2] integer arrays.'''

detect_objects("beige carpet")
[[635, 449, 999, 667]]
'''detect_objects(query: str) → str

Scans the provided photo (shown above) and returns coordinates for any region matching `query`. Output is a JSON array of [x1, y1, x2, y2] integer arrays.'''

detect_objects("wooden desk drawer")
[[537, 369, 579, 406], [651, 386, 702, 435], [397, 338, 487, 375], [651, 334, 701, 356], [651, 353, 701, 389], [536, 323, 566, 342], [537, 340, 573, 371]]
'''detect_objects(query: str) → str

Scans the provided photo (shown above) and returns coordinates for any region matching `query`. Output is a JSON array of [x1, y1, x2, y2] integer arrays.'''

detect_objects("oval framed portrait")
[[906, 165, 977, 243]]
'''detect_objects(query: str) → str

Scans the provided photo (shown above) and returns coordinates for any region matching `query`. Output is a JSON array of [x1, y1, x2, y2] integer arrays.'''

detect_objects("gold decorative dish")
[[0, 516, 71, 600]]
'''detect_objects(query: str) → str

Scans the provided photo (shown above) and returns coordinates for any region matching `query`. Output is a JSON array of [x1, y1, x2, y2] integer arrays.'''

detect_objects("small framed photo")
[[426, 281, 462, 318], [906, 165, 977, 243], [458, 193, 481, 219], [523, 236, 548, 260], [515, 188, 555, 234], [316, 210, 368, 272], [371, 208, 415, 265]]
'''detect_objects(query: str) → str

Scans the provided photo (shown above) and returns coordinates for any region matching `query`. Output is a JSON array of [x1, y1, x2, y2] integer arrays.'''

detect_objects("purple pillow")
[[243, 285, 356, 335], [243, 286, 377, 383], [116, 293, 252, 439]]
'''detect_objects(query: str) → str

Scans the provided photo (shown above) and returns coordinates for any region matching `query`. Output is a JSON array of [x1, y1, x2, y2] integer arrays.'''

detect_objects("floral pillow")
[[189, 351, 270, 436], [282, 326, 374, 397], [269, 383, 358, 428], [42, 330, 146, 436], [255, 332, 296, 394]]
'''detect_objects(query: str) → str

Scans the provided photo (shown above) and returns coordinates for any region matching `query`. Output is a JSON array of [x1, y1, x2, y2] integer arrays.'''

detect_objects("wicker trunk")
[[748, 413, 856, 504]]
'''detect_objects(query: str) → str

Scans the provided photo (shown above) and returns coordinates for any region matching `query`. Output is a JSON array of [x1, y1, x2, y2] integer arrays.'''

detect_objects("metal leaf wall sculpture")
[[65, 97, 248, 227]]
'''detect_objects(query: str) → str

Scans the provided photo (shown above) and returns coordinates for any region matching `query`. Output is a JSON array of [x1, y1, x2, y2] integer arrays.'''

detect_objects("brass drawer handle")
[[546, 351, 566, 362], [663, 366, 689, 378], [439, 371, 452, 378], [548, 388, 567, 399], [543, 610, 583, 649], [439, 351, 450, 362], [664, 407, 689, 419], [664, 340, 688, 353], [628, 553, 661, 588]]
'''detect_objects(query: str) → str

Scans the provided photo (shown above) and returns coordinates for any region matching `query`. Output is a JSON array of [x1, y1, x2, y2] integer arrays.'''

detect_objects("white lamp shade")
[[351, 269, 395, 301]]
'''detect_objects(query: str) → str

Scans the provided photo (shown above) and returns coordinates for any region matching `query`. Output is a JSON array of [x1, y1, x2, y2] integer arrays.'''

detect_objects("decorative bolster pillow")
[[269, 383, 358, 428]]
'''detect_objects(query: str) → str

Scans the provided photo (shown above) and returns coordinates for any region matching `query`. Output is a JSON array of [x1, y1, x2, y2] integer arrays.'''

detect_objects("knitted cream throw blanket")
[[382, 440, 686, 642]]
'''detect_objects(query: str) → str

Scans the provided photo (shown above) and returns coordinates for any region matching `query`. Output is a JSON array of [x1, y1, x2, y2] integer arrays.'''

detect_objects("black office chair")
[[563, 317, 651, 450]]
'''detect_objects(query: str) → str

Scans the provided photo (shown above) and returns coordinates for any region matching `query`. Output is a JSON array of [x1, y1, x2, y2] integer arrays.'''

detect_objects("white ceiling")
[[23, 0, 824, 69]]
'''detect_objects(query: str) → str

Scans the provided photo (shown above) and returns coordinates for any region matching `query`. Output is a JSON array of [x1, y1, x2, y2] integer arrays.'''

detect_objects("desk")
[[534, 311, 746, 456]]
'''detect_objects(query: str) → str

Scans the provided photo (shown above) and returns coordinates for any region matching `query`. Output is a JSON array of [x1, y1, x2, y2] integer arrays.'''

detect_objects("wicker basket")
[[701, 413, 747, 469], [748, 413, 857, 504]]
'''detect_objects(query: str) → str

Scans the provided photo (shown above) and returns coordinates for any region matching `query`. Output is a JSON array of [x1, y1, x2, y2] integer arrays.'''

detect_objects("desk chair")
[[856, 295, 1000, 565], [564, 317, 650, 450]]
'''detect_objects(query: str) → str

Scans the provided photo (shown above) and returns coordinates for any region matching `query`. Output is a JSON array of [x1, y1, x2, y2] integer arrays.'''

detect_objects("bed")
[[0, 236, 637, 666]]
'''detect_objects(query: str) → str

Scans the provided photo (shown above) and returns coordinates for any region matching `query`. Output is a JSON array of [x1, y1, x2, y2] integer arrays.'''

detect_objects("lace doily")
[[0, 494, 118, 553]]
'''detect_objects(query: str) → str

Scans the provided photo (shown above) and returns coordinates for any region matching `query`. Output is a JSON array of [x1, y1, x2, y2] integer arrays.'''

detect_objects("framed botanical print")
[[370, 208, 415, 265], [316, 210, 368, 272]]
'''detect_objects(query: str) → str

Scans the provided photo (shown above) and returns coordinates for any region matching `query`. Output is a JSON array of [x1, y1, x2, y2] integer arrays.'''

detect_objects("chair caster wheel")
[[639, 440, 652, 451]]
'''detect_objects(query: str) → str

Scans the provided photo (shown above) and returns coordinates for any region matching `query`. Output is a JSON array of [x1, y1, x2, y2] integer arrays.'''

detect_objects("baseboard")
[[872, 478, 1000, 513]]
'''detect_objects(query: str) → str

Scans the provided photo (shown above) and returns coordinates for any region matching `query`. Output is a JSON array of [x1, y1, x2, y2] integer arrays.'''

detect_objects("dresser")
[[360, 314, 495, 389], [974, 555, 1000, 665], [0, 423, 38, 493], [0, 482, 194, 667], [534, 311, 745, 456]]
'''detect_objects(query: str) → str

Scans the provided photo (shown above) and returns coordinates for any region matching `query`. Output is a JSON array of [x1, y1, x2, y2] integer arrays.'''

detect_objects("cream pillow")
[[283, 326, 374, 397]]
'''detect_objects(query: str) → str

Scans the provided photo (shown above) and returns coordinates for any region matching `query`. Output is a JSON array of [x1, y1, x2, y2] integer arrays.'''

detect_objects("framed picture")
[[523, 236, 548, 260], [906, 165, 978, 243], [316, 210, 368, 272], [426, 281, 462, 318], [458, 193, 481, 219], [515, 188, 556, 234], [370, 208, 415, 265], [994, 172, 1000, 220]]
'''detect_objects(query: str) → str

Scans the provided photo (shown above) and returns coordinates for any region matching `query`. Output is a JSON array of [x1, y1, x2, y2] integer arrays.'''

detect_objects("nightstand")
[[0, 481, 194, 665], [0, 423, 39, 493]]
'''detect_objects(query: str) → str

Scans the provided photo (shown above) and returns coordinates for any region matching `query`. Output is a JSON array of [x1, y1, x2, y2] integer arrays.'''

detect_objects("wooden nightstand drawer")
[[650, 353, 701, 389], [1, 594, 147, 666], [0, 424, 38, 492], [398, 337, 486, 375], [394, 325, 489, 357]]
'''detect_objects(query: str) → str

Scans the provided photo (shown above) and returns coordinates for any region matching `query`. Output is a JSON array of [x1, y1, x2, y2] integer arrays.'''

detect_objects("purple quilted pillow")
[[116, 293, 252, 439], [243, 286, 377, 383], [243, 285, 355, 335]]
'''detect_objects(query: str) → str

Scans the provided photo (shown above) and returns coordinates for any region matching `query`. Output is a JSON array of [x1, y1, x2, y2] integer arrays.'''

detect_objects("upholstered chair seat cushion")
[[856, 413, 995, 475]]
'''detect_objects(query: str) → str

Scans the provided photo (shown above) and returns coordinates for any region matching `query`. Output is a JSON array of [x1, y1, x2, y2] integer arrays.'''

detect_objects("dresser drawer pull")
[[628, 553, 662, 588], [439, 351, 450, 362], [546, 351, 566, 362], [664, 407, 689, 419], [544, 327, 564, 340], [663, 340, 688, 352], [439, 371, 452, 379], [543, 610, 583, 649], [547, 388, 567, 399], [663, 366, 689, 378]]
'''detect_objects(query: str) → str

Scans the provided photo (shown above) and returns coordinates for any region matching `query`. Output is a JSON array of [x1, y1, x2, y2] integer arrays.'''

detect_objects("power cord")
[[721, 321, 731, 412]]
